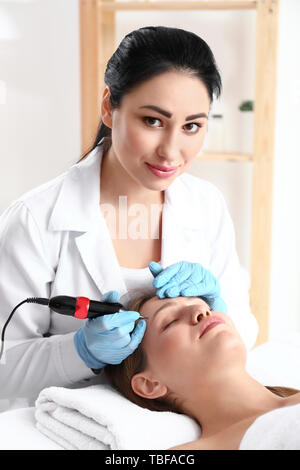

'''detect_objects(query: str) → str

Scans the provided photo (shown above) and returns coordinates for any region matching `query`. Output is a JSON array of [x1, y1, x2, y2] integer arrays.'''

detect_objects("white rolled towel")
[[35, 384, 200, 450]]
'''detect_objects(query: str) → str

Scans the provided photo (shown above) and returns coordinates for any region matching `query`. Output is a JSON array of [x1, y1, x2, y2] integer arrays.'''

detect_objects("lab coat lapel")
[[75, 223, 128, 298], [49, 142, 127, 297]]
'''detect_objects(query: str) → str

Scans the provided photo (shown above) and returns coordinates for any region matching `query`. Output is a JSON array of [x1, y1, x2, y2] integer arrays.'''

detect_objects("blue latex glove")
[[74, 290, 146, 369], [149, 260, 227, 313]]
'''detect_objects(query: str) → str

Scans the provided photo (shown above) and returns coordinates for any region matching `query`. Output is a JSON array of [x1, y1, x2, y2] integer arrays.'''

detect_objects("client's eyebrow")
[[153, 301, 178, 320], [139, 105, 208, 121]]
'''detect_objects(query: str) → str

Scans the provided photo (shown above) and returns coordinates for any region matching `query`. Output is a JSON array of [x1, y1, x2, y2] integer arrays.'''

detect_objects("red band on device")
[[74, 297, 90, 319]]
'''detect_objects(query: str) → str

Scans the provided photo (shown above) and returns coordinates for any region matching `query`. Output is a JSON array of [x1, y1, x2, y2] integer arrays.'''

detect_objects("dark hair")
[[79, 25, 222, 161]]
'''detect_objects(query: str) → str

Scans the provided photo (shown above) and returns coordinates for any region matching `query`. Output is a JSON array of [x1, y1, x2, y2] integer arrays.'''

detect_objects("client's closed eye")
[[163, 318, 178, 330]]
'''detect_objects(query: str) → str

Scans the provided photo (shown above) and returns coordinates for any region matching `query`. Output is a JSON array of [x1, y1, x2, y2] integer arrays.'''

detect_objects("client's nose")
[[193, 305, 211, 323]]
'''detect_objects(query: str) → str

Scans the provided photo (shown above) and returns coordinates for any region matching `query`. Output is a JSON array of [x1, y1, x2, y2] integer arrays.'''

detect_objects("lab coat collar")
[[48, 145, 102, 232]]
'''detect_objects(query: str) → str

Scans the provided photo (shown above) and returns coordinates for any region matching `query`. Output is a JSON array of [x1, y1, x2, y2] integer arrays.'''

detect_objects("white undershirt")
[[119, 262, 161, 308]]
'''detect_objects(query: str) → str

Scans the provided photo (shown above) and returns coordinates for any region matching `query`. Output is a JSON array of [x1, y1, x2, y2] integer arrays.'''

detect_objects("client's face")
[[133, 296, 246, 400]]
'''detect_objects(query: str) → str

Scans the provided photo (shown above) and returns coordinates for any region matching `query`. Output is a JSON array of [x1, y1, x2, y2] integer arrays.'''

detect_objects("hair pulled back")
[[80, 25, 222, 160]]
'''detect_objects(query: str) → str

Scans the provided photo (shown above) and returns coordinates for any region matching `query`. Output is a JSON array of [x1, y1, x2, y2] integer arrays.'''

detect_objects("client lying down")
[[105, 294, 300, 450]]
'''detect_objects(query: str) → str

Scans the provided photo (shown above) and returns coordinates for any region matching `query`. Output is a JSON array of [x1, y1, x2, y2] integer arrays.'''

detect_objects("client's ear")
[[131, 372, 168, 400]]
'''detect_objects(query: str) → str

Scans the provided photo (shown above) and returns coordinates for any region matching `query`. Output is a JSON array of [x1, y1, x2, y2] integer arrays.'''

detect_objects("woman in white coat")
[[0, 26, 258, 410]]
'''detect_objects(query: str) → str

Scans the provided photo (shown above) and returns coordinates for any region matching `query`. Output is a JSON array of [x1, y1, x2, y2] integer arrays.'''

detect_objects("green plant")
[[239, 100, 254, 111]]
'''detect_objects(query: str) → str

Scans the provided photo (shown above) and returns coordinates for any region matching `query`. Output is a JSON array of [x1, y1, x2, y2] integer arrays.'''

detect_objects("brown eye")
[[184, 123, 203, 133], [143, 116, 161, 127]]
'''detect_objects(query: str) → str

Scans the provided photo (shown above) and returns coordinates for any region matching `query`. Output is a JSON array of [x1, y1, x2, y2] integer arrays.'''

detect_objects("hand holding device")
[[74, 290, 146, 369]]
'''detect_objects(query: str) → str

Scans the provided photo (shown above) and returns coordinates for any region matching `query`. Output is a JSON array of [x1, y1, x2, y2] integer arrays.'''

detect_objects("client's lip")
[[146, 163, 178, 171], [199, 316, 225, 338]]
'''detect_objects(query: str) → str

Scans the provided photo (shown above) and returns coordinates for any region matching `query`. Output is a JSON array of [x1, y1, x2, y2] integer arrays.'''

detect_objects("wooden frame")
[[79, 0, 279, 345]]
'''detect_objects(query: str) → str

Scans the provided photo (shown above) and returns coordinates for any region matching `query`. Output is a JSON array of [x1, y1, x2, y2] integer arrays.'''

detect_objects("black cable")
[[0, 297, 48, 362], [0, 296, 125, 362]]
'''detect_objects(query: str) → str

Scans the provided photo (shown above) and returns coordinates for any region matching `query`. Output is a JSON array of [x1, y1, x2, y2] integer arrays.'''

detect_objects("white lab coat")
[[0, 143, 258, 408]]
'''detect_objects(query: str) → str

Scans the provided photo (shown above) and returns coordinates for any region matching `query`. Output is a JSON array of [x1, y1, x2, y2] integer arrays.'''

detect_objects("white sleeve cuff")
[[56, 332, 96, 384]]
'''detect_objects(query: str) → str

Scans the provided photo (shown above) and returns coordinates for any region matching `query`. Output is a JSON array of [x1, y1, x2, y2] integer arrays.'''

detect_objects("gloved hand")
[[74, 290, 146, 369], [149, 260, 227, 313]]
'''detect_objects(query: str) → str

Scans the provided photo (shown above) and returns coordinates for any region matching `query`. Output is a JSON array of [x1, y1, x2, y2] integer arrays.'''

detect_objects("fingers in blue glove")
[[86, 333, 132, 350], [95, 321, 139, 345], [153, 261, 196, 288], [148, 261, 164, 278], [88, 329, 133, 349], [152, 262, 181, 288], [92, 319, 147, 361], [180, 285, 217, 298], [160, 286, 181, 298], [126, 319, 147, 353], [156, 279, 189, 298], [87, 311, 140, 331], [100, 290, 121, 303]]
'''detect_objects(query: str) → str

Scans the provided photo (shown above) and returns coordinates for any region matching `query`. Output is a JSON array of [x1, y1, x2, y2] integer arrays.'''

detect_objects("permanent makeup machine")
[[0, 296, 147, 361]]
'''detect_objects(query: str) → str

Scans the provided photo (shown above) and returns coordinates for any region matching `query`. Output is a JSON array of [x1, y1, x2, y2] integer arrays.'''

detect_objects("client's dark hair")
[[105, 294, 299, 415]]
